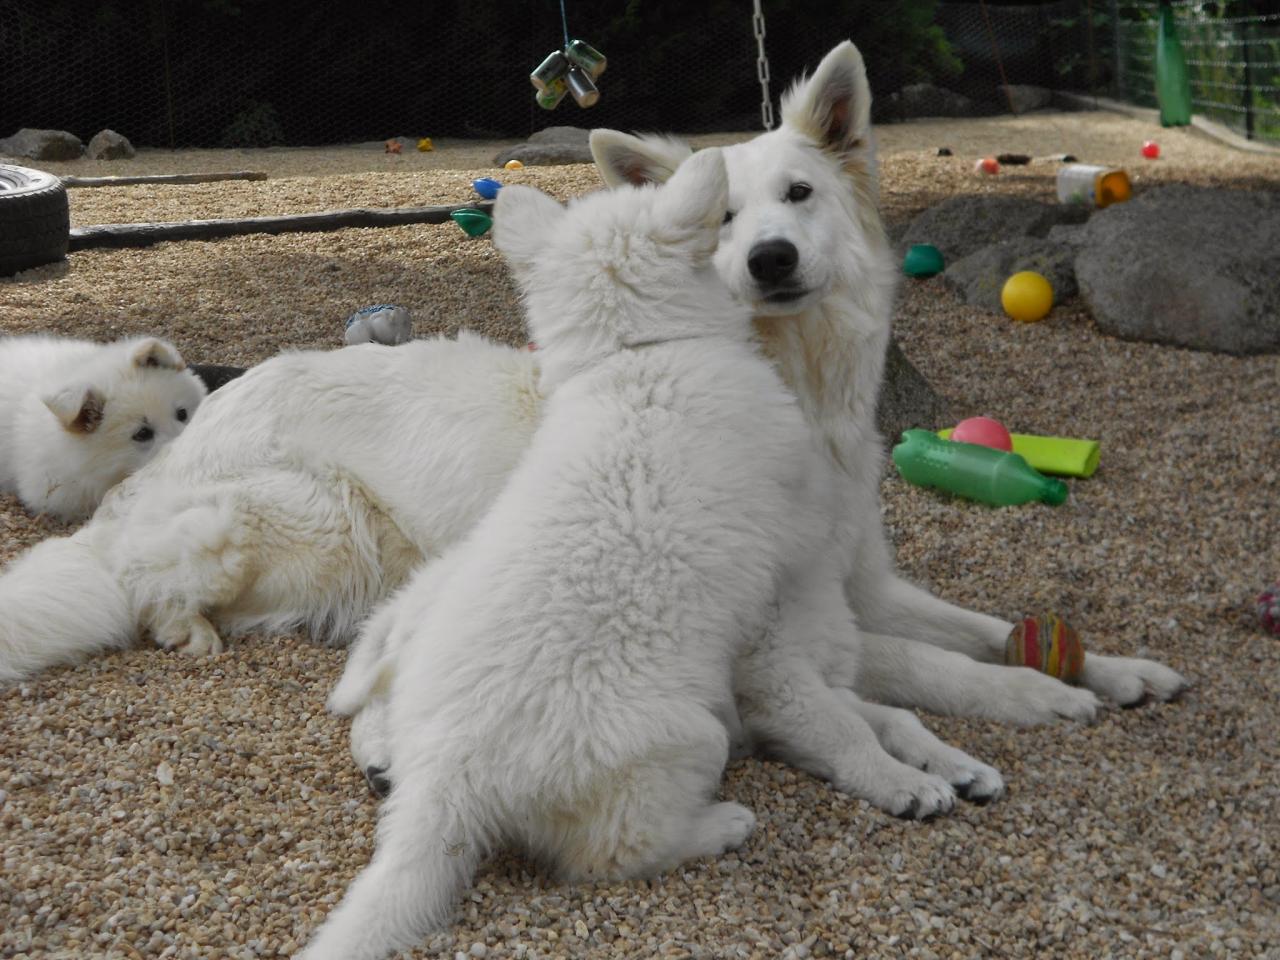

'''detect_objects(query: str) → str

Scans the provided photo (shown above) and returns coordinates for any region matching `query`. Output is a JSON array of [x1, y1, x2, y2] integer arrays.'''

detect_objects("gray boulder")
[[528, 126, 589, 145], [0, 128, 84, 161], [901, 195, 1089, 263], [878, 339, 950, 447], [882, 83, 978, 119], [999, 84, 1052, 114], [87, 129, 135, 160], [494, 141, 593, 167], [1076, 186, 1280, 354], [943, 237, 1078, 313]]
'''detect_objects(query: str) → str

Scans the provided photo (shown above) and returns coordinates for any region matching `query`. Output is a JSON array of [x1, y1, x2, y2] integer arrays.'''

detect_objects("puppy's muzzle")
[[747, 239, 800, 286]]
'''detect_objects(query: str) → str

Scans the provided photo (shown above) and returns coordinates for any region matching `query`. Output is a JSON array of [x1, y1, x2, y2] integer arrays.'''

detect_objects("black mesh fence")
[[0, 0, 1274, 150], [1115, 1, 1280, 142]]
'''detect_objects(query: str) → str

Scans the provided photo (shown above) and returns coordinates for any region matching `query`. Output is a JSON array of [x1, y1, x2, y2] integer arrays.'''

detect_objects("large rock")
[[528, 126, 589, 145], [998, 84, 1052, 114], [1076, 186, 1280, 354], [943, 237, 1078, 313], [881, 83, 978, 119], [901, 195, 1088, 263], [878, 339, 950, 447], [0, 128, 84, 161], [494, 141, 593, 167], [87, 129, 135, 160]]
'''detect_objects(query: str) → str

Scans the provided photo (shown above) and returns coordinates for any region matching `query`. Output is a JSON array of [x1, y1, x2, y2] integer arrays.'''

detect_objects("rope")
[[978, 0, 1017, 115], [559, 0, 570, 49]]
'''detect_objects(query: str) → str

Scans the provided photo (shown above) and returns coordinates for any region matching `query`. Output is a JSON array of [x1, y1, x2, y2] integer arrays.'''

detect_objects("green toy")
[[903, 244, 944, 278], [1156, 0, 1192, 127], [938, 428, 1100, 478], [450, 208, 493, 237], [893, 429, 1068, 507]]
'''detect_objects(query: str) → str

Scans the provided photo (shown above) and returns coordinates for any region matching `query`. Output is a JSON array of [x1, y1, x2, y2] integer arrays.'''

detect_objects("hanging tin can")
[[566, 66, 600, 107], [564, 39, 607, 79], [530, 50, 570, 93], [536, 76, 569, 110]]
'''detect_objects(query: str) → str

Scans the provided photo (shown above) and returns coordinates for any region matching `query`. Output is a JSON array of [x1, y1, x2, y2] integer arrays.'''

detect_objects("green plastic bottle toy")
[[892, 430, 1068, 507], [1156, 0, 1192, 127]]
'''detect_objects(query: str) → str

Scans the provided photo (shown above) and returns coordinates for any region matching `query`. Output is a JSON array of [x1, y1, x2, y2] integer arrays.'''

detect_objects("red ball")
[[952, 416, 1013, 452], [975, 156, 999, 175], [1142, 140, 1160, 159]]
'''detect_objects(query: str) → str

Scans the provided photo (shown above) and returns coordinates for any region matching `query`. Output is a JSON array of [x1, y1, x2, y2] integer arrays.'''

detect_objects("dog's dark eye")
[[786, 182, 813, 202], [132, 425, 155, 443], [723, 210, 735, 225], [176, 408, 188, 423]]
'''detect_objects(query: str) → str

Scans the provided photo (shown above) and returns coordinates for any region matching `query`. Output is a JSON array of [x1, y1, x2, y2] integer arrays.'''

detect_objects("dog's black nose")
[[365, 765, 392, 798], [747, 239, 799, 284]]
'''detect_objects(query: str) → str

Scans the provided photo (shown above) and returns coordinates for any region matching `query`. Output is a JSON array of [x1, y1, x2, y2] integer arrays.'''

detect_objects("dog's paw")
[[994, 668, 1102, 726], [156, 615, 224, 657], [920, 752, 1004, 805], [1081, 654, 1189, 707], [877, 771, 957, 821], [364, 765, 392, 799], [702, 802, 757, 853]]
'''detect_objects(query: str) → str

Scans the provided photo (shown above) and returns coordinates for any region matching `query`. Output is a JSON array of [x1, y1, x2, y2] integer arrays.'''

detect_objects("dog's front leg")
[[847, 523, 1189, 707], [842, 631, 1101, 727]]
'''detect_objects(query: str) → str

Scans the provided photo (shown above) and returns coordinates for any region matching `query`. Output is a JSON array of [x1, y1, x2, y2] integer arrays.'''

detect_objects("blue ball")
[[472, 177, 502, 200]]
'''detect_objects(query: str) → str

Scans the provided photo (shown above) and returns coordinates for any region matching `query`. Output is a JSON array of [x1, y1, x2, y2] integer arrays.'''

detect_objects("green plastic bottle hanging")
[[1156, 0, 1192, 127]]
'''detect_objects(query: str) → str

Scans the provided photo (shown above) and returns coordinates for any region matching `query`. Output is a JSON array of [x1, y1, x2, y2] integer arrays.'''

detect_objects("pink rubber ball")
[[952, 416, 1014, 452]]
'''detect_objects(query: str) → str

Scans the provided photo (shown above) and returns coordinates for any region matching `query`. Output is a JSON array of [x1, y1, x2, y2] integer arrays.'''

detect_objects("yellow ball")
[[1001, 271, 1054, 323], [504, 159, 524, 170]]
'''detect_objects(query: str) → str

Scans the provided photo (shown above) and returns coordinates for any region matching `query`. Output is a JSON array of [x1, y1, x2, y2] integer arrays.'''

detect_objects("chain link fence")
[[1, 1, 1275, 151], [1114, 1, 1280, 142]]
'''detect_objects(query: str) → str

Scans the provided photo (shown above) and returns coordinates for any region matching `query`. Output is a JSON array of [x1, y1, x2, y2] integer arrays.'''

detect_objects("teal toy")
[[903, 244, 944, 278], [451, 208, 493, 238]]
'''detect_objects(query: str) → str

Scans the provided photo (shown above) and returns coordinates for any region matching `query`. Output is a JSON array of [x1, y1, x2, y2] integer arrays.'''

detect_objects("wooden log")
[[61, 171, 269, 188], [68, 202, 495, 251]]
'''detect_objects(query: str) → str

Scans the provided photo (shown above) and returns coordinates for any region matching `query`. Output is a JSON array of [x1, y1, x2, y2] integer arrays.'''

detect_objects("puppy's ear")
[[44, 385, 106, 434], [590, 130, 692, 188], [131, 337, 186, 371], [492, 185, 565, 271], [653, 147, 728, 241], [780, 40, 872, 157]]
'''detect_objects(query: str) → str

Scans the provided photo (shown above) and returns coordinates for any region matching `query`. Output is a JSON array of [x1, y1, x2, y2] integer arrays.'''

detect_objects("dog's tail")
[[0, 527, 135, 682], [300, 773, 486, 960]]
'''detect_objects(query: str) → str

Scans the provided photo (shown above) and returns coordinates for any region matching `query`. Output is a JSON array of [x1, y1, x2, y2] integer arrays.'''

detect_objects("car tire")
[[0, 164, 70, 277]]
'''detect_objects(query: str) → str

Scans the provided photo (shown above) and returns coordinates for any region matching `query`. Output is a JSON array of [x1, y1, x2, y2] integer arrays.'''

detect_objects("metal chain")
[[753, 0, 774, 130]]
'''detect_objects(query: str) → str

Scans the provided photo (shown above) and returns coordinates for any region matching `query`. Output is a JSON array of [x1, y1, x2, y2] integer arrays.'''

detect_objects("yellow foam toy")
[[938, 428, 1100, 478]]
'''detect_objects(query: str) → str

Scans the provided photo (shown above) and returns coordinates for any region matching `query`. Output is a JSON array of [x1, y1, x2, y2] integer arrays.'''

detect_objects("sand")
[[1, 111, 1278, 959]]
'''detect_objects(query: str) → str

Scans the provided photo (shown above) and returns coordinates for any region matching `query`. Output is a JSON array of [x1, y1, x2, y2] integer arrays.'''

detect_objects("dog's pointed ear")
[[44, 385, 106, 434], [493, 185, 565, 272], [780, 40, 872, 156], [131, 337, 186, 371], [653, 147, 728, 240], [591, 130, 693, 188]]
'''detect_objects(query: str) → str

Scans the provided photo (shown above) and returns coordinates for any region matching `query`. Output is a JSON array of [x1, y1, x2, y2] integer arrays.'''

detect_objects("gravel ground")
[[1, 112, 1278, 959]]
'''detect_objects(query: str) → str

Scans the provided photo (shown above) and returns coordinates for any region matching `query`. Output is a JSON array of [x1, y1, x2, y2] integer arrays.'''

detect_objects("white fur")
[[0, 335, 205, 521], [0, 332, 540, 679], [0, 43, 1183, 742], [589, 41, 1187, 723], [301, 150, 844, 960]]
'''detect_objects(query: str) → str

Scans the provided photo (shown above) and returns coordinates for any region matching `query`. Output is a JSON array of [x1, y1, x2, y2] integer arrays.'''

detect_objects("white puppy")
[[302, 149, 832, 958], [0, 334, 205, 521]]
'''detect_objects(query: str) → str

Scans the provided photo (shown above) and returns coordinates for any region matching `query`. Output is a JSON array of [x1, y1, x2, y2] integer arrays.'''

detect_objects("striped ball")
[[1259, 582, 1280, 637], [1005, 613, 1085, 684]]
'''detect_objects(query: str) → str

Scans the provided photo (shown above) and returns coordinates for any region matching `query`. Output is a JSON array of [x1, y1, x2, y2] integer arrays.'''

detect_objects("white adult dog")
[[301, 146, 970, 960], [0, 42, 1182, 757]]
